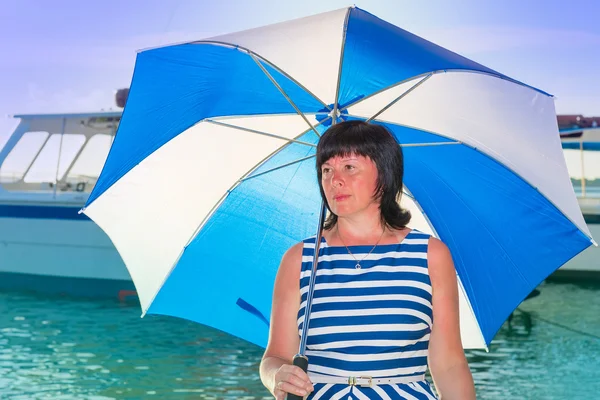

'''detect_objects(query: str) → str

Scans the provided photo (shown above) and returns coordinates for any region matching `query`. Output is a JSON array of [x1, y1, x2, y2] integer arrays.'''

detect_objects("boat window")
[[24, 133, 86, 183], [0, 131, 49, 183], [65, 134, 112, 182], [564, 149, 600, 196]]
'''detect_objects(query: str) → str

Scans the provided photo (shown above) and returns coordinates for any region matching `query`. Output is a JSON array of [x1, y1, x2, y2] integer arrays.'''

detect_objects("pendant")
[[355, 263, 361, 269]]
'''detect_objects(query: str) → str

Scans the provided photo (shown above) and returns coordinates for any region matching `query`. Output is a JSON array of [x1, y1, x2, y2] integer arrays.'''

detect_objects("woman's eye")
[[322, 168, 331, 174], [345, 165, 355, 170]]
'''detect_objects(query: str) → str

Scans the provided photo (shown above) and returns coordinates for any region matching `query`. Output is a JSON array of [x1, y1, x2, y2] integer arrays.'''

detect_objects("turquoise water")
[[573, 186, 600, 197], [1, 281, 599, 399]]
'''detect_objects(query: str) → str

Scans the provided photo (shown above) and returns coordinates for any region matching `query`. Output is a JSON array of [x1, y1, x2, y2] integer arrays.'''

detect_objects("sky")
[[1, 0, 599, 175]]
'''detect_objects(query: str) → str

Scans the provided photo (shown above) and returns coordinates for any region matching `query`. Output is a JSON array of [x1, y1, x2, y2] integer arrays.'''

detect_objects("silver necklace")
[[337, 225, 386, 269]]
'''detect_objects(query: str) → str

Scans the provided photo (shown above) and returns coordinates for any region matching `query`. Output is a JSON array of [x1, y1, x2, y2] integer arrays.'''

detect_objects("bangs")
[[316, 122, 380, 168]]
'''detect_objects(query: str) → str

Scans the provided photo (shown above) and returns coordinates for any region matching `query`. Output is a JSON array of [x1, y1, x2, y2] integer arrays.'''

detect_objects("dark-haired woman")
[[260, 121, 476, 399]]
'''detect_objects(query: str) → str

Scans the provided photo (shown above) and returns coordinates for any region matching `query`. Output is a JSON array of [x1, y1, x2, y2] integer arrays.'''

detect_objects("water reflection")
[[466, 281, 600, 399], [0, 280, 598, 399]]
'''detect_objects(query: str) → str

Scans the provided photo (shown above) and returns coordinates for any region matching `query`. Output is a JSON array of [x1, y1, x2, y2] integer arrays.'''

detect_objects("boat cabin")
[[0, 112, 121, 203]]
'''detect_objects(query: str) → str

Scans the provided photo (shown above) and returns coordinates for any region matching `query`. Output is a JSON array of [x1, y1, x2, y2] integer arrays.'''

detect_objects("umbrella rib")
[[192, 40, 331, 111], [332, 7, 352, 121], [231, 115, 332, 184], [344, 68, 536, 110], [205, 119, 317, 148], [346, 113, 466, 144], [250, 54, 323, 138], [207, 112, 332, 145], [400, 141, 461, 148], [346, 114, 464, 147], [239, 154, 316, 183], [208, 112, 321, 120], [366, 73, 433, 122], [340, 71, 441, 112], [217, 115, 329, 188], [340, 68, 550, 113]]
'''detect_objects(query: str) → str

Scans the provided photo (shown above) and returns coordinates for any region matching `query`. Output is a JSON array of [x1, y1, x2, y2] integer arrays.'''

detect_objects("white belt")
[[309, 374, 425, 387]]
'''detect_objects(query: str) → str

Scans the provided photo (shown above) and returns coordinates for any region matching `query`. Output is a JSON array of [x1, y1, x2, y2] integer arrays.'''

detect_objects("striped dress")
[[297, 230, 439, 399]]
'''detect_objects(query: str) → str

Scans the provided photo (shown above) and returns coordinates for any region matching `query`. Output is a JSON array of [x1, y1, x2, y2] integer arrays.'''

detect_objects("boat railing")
[[1, 170, 98, 196]]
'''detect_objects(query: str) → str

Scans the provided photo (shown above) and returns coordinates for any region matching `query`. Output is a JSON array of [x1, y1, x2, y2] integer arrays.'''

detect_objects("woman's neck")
[[331, 207, 389, 246]]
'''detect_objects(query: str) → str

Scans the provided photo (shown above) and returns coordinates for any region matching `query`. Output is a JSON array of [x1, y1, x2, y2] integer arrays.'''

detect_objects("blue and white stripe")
[[298, 230, 439, 399]]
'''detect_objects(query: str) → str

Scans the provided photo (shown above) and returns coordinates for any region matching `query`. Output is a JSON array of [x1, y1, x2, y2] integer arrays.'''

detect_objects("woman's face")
[[320, 153, 380, 218]]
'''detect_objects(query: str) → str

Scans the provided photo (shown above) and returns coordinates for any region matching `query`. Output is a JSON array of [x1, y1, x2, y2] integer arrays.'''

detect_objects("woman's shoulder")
[[399, 229, 453, 274], [426, 236, 456, 287], [427, 236, 451, 257], [274, 242, 305, 287], [280, 234, 326, 272], [283, 240, 304, 257], [279, 240, 307, 271]]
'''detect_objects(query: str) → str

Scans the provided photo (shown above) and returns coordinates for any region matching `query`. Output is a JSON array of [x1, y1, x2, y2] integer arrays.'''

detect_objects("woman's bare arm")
[[427, 237, 476, 399], [260, 242, 314, 399]]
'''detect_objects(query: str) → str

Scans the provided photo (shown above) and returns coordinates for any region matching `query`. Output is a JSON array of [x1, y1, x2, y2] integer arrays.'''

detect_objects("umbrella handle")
[[297, 202, 328, 354], [289, 202, 327, 399], [286, 354, 309, 400]]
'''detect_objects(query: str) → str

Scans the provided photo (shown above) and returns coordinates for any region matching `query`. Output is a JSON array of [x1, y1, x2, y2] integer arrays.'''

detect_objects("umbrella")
[[82, 6, 594, 351]]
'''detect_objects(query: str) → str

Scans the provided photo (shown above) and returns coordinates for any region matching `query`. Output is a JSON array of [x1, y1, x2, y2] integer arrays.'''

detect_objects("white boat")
[[552, 120, 600, 280], [0, 111, 135, 299], [0, 109, 596, 299]]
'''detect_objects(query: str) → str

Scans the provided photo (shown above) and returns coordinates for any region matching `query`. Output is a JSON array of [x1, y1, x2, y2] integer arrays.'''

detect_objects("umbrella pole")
[[288, 202, 327, 400]]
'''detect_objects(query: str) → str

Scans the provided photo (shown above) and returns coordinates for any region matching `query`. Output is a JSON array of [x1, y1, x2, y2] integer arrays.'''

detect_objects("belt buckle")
[[359, 376, 372, 388]]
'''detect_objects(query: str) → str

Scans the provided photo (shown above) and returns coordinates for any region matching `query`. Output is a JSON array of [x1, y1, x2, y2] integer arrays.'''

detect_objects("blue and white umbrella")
[[82, 7, 594, 350]]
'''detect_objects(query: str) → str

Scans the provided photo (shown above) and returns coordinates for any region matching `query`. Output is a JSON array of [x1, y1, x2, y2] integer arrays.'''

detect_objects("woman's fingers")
[[285, 371, 313, 391], [276, 381, 309, 397], [273, 388, 286, 400], [277, 365, 314, 391]]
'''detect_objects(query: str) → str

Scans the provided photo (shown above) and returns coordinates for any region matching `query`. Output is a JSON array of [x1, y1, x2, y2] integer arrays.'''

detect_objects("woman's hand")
[[260, 242, 314, 399], [272, 364, 314, 399]]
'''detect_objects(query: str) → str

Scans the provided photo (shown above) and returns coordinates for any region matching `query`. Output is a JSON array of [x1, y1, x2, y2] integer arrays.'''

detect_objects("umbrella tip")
[[78, 207, 85, 215]]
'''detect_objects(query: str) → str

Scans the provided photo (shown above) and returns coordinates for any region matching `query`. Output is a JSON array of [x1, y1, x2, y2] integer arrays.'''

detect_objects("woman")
[[260, 121, 475, 399]]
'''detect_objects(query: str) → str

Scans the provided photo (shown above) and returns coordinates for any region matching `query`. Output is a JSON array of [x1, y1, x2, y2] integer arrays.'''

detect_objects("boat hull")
[[551, 221, 600, 281], [0, 207, 135, 299]]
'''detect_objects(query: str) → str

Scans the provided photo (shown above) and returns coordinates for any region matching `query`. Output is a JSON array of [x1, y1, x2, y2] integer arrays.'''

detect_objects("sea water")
[[0, 280, 598, 399]]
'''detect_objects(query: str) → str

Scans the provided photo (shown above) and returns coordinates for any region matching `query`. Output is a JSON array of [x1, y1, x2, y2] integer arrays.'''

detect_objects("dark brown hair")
[[316, 120, 411, 230]]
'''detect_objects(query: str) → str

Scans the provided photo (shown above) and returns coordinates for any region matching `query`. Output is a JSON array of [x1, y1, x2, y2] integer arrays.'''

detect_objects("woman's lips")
[[334, 194, 350, 201]]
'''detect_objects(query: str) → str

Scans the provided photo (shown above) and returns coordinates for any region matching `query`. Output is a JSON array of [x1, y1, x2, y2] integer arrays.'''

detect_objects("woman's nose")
[[331, 173, 343, 187]]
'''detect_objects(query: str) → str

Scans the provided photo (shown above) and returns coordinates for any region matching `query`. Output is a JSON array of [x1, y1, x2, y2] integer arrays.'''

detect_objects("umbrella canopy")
[[82, 7, 593, 350]]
